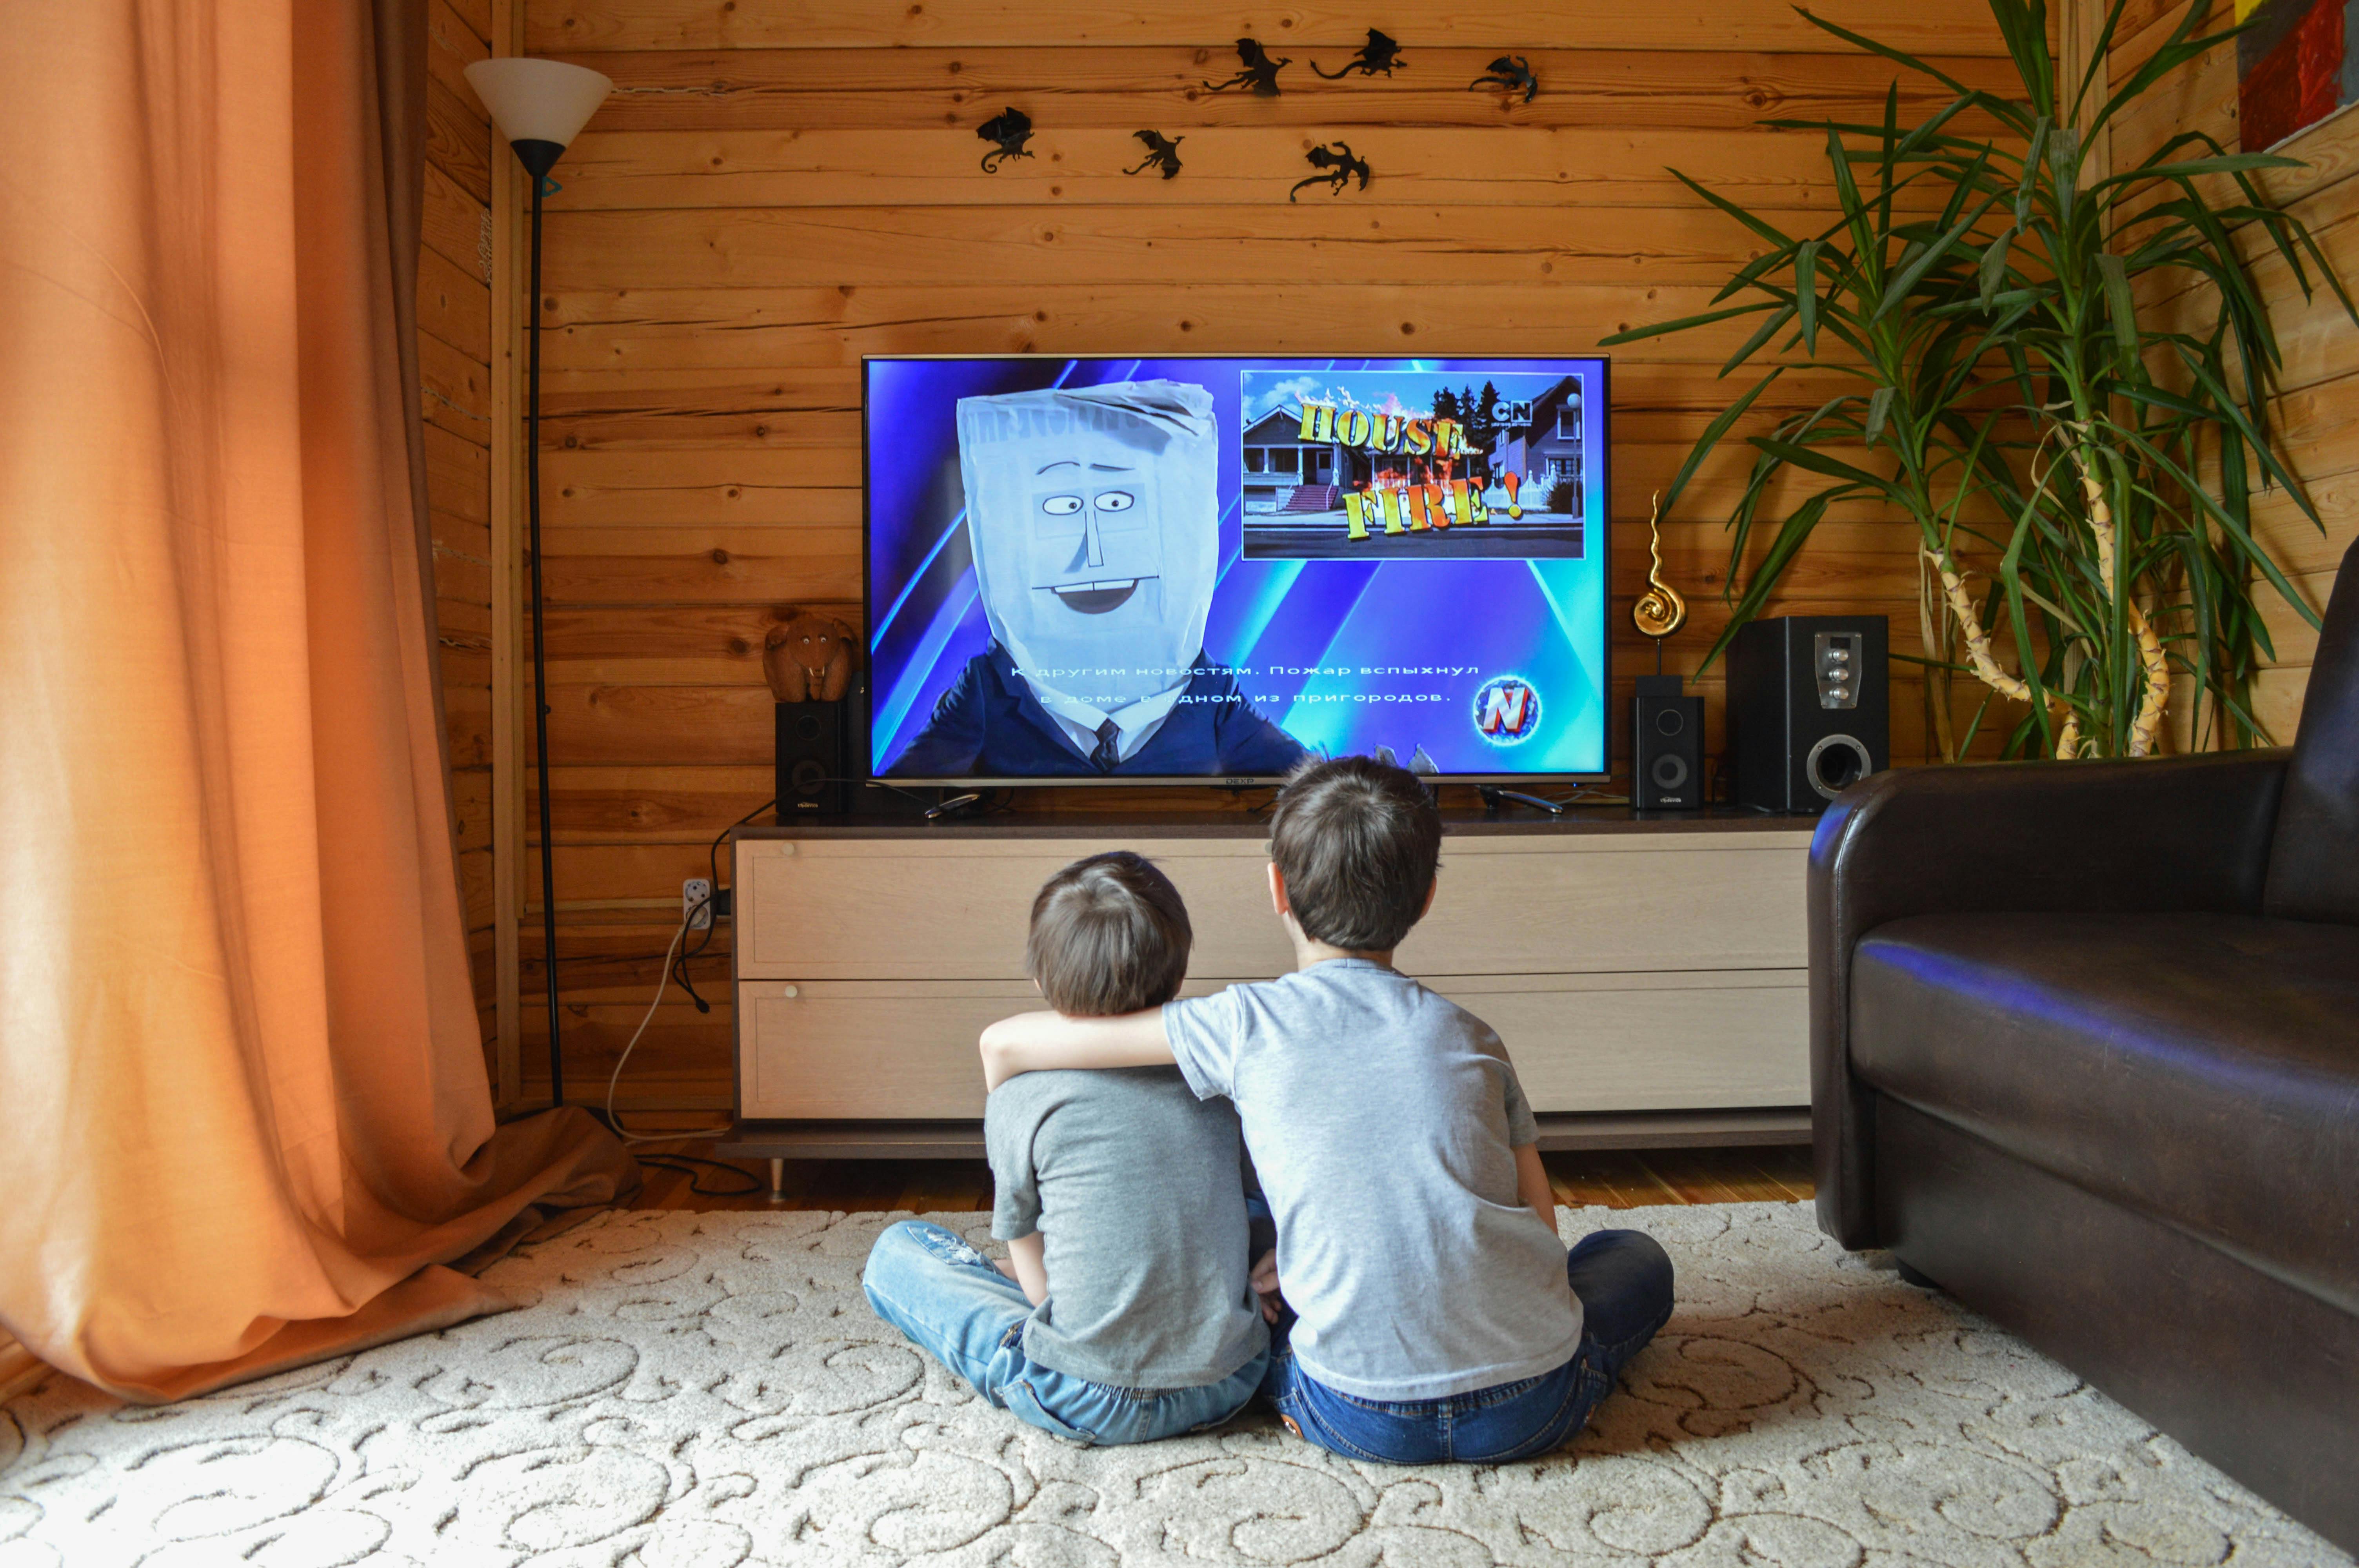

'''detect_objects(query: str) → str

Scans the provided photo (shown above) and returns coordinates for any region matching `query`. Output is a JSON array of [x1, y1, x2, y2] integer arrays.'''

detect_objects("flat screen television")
[[863, 356, 1611, 786]]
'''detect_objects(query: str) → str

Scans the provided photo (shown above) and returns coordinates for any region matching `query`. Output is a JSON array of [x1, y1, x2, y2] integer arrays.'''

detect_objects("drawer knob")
[[783, 984, 800, 999]]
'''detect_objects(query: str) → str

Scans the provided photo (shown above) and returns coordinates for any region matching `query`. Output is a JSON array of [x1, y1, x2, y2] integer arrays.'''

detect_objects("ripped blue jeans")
[[861, 1220, 1268, 1446]]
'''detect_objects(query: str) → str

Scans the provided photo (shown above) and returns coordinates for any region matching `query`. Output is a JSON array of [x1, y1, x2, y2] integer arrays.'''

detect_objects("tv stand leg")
[[769, 1158, 785, 1199]]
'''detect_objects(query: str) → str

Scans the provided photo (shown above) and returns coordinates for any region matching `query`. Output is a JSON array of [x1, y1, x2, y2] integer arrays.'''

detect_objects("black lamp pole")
[[513, 138, 565, 1106]]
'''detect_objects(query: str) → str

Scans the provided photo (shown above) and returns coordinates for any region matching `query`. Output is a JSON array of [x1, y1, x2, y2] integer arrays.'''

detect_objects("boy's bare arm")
[[1514, 1143, 1558, 1238], [978, 1007, 1174, 1090], [999, 1232, 1049, 1305]]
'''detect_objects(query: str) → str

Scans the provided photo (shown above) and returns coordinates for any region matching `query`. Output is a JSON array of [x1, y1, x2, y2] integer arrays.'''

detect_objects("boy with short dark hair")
[[979, 756, 1674, 1464], [863, 851, 1269, 1445]]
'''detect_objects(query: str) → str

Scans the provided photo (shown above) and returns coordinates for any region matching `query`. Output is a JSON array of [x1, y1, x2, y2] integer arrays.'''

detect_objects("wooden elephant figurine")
[[763, 610, 858, 702]]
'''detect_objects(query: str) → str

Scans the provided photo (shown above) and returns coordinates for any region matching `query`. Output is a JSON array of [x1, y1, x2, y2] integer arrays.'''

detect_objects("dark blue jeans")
[[1261, 1228, 1674, 1465]]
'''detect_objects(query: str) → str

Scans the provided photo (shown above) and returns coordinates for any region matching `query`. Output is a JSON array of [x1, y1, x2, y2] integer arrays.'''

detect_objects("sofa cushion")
[[2266, 535, 2359, 924], [1851, 911, 2359, 1316]]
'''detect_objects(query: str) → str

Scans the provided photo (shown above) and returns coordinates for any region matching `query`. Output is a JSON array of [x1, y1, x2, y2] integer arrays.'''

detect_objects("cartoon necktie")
[[1090, 719, 1121, 772]]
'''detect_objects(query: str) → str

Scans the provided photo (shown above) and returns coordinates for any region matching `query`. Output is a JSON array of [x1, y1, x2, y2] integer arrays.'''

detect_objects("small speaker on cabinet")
[[1727, 615, 1889, 813], [775, 701, 849, 815], [1632, 673, 1705, 809]]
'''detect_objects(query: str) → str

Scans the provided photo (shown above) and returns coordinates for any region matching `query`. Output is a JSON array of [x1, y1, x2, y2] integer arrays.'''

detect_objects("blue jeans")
[[861, 1220, 1269, 1445], [1261, 1227, 1674, 1464]]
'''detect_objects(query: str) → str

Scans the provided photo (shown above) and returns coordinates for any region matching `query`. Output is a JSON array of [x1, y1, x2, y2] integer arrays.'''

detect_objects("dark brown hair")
[[1267, 754, 1442, 952], [1026, 851, 1193, 1015]]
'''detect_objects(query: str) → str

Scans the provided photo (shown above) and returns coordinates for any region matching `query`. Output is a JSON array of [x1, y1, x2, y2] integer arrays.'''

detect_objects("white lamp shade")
[[464, 58, 613, 150]]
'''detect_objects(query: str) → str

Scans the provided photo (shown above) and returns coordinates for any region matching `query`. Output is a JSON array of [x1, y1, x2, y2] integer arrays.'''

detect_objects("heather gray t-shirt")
[[1163, 960, 1581, 1401], [986, 1067, 1269, 1390]]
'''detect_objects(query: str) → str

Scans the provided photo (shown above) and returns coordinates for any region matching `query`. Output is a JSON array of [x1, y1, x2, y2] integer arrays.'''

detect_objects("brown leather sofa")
[[1809, 537, 2359, 1553]]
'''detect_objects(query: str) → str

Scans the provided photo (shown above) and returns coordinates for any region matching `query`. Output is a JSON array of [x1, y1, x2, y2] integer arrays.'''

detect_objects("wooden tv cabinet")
[[718, 811, 1815, 1187]]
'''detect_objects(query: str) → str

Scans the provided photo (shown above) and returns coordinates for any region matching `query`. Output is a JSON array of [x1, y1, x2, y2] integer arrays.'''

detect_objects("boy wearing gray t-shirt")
[[862, 852, 1269, 1445], [980, 756, 1675, 1465]]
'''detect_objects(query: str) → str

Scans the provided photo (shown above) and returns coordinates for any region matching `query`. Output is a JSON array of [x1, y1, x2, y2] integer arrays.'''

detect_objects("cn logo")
[[1473, 675, 1541, 744]]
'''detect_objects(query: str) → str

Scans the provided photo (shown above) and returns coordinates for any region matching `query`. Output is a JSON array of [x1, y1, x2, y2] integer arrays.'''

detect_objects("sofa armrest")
[[1808, 750, 2289, 1248]]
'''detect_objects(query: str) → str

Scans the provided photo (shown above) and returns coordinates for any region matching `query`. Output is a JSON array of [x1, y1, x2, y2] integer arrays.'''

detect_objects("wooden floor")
[[619, 1136, 1814, 1214]]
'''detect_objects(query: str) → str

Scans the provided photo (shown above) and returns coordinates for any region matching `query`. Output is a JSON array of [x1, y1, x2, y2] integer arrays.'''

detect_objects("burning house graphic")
[[1239, 370, 1592, 561]]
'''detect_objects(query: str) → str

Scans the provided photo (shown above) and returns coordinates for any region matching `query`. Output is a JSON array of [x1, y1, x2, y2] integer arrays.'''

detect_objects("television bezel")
[[860, 352, 1614, 789]]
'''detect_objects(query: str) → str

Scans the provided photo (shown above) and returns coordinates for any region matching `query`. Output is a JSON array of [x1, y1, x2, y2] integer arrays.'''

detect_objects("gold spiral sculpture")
[[1631, 490, 1688, 640]]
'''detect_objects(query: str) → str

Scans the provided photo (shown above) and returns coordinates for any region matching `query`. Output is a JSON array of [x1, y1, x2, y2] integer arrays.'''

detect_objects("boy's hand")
[[978, 1006, 1178, 1091], [1004, 1231, 1049, 1306], [1251, 1247, 1285, 1324], [1514, 1144, 1559, 1241]]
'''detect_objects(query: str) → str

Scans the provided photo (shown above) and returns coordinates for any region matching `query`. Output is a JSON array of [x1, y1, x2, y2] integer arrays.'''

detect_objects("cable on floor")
[[602, 907, 737, 1149]]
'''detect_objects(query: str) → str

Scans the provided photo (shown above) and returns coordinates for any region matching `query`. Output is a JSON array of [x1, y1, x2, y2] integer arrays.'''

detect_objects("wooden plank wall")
[[423, 0, 503, 1064], [503, 0, 2027, 1109], [2112, 0, 2359, 743]]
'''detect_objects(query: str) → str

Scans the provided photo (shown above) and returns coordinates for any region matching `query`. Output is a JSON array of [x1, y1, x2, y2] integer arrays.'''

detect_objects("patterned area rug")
[[2, 1202, 2348, 1567]]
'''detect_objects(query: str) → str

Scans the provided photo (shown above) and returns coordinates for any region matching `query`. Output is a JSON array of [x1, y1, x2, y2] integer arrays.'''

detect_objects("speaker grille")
[[1805, 733, 1874, 799]]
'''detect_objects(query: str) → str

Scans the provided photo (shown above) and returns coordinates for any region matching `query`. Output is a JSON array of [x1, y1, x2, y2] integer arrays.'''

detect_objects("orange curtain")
[[0, 0, 636, 1401]]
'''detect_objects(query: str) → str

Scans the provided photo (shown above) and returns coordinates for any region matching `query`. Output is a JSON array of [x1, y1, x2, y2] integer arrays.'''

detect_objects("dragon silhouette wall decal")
[[1125, 130, 1185, 179], [1470, 55, 1539, 103], [1203, 38, 1290, 96], [1289, 141, 1372, 201], [975, 107, 1034, 172], [1312, 28, 1406, 78]]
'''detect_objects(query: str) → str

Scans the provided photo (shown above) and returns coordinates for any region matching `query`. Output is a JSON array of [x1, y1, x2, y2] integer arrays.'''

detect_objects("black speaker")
[[1728, 615, 1889, 813], [1632, 673, 1705, 809], [775, 701, 849, 815]]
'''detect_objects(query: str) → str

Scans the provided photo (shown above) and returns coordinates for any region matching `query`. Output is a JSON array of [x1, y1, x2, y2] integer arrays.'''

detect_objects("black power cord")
[[637, 1155, 765, 1197], [667, 797, 778, 1014], [583, 1109, 765, 1196]]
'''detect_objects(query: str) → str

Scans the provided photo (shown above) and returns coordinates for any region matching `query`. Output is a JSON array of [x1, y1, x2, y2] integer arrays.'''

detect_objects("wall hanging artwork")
[[976, 107, 1034, 171], [2237, 0, 2355, 151], [1471, 55, 1539, 103], [1313, 29, 1406, 78], [1204, 38, 1290, 96], [1290, 141, 1372, 200], [1127, 130, 1185, 178]]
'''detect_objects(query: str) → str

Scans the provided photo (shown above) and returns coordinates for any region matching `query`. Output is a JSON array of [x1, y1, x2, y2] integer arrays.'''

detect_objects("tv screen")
[[864, 356, 1610, 785]]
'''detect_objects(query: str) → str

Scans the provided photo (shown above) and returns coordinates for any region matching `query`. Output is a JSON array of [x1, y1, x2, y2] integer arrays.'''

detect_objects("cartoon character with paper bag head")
[[888, 380, 1307, 778]]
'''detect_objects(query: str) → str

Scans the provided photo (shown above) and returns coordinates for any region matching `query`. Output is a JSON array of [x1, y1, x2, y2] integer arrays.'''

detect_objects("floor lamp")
[[464, 57, 612, 1106]]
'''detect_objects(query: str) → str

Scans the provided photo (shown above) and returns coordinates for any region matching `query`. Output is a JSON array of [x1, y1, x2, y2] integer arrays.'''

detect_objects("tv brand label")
[[1473, 675, 1541, 744]]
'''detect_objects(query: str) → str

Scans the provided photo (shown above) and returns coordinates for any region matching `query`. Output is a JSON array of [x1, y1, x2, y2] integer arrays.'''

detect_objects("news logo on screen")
[[1239, 369, 1590, 561], [1473, 675, 1543, 745]]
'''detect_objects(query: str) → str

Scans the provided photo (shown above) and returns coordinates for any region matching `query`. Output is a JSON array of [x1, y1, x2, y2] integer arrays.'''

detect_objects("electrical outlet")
[[683, 878, 714, 930]]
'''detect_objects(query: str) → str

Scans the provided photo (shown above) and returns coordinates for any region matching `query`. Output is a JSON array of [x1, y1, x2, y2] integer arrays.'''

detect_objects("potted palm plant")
[[1605, 0, 2350, 759]]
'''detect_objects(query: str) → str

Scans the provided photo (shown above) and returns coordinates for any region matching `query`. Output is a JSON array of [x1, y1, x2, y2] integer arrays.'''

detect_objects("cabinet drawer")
[[738, 837, 1292, 982], [1399, 836, 1813, 976], [740, 977, 1229, 1121], [1426, 973, 1808, 1112]]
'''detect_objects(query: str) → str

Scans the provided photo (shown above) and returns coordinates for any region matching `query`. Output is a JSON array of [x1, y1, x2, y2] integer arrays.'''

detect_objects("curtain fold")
[[0, 0, 635, 1403]]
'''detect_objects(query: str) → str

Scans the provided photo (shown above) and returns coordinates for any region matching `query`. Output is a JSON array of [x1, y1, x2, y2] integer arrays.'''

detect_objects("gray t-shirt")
[[986, 1066, 1269, 1390], [1163, 959, 1581, 1401]]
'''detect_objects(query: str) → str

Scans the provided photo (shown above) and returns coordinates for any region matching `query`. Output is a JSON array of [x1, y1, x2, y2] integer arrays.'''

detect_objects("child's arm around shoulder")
[[979, 1006, 1175, 1091]]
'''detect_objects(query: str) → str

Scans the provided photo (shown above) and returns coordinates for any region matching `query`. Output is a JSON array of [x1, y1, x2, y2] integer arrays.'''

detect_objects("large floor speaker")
[[775, 701, 849, 816], [1632, 674, 1705, 809], [1728, 615, 1889, 813]]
